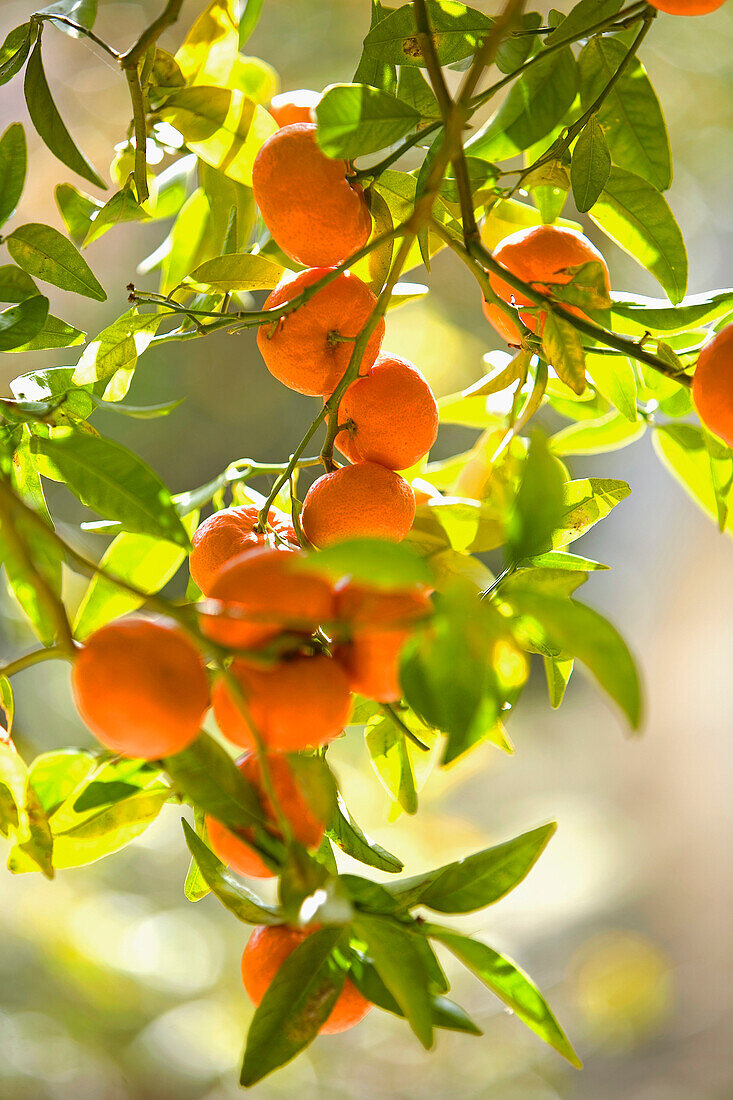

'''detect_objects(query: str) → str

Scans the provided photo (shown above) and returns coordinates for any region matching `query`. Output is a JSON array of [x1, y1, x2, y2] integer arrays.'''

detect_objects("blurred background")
[[1, 1, 732, 1097]]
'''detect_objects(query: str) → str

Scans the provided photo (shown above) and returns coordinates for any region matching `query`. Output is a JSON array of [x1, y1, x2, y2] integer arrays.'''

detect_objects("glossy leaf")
[[554, 477, 631, 548], [23, 36, 103, 188], [0, 122, 26, 228], [550, 410, 646, 455], [0, 24, 34, 88], [55, 182, 102, 245], [0, 295, 49, 351], [363, 1, 491, 68], [353, 914, 434, 1048], [31, 428, 190, 546], [351, 956, 482, 1033], [570, 116, 610, 213], [316, 83, 419, 159], [365, 714, 418, 814], [328, 793, 404, 872], [6, 222, 106, 300], [83, 182, 150, 247], [187, 252, 283, 292], [5, 313, 85, 353], [544, 655, 574, 708], [175, 0, 238, 86], [164, 733, 266, 831], [182, 821, 281, 923], [72, 308, 162, 397]]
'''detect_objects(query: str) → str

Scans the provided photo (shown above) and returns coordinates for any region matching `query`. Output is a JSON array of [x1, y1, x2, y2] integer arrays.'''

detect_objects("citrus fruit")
[[301, 463, 416, 548], [190, 505, 296, 595], [692, 323, 733, 446]]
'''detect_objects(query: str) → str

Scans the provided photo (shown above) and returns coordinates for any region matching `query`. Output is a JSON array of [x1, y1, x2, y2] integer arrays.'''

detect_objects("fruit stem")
[[0, 644, 74, 680]]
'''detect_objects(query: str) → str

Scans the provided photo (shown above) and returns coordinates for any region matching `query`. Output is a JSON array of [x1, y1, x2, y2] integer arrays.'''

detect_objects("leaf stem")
[[0, 644, 73, 679], [381, 704, 430, 752]]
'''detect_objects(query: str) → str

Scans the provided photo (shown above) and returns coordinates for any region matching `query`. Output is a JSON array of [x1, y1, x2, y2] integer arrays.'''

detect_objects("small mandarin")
[[190, 505, 296, 595], [252, 123, 371, 267], [484, 224, 610, 343], [205, 752, 326, 878], [269, 88, 320, 126], [692, 324, 733, 447], [241, 925, 372, 1034], [212, 654, 352, 751], [200, 546, 334, 650], [72, 618, 209, 758], [258, 268, 384, 396], [647, 0, 725, 11], [301, 463, 416, 548], [335, 352, 439, 470]]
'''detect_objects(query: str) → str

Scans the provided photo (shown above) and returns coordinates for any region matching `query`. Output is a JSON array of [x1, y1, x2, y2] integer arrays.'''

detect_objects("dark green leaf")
[[590, 167, 687, 304], [31, 427, 190, 546], [579, 36, 670, 191], [351, 956, 482, 1032], [164, 732, 265, 831], [5, 313, 85, 353], [0, 264, 39, 302], [0, 123, 26, 228], [23, 36, 104, 188], [182, 820, 281, 923], [353, 914, 434, 1048], [571, 116, 610, 213], [353, 0, 398, 93], [0, 295, 49, 351], [0, 24, 34, 88], [327, 794, 404, 872], [425, 926, 582, 1067], [241, 927, 347, 1086], [388, 822, 556, 912], [316, 83, 419, 159], [495, 12, 542, 73], [6, 222, 105, 300]]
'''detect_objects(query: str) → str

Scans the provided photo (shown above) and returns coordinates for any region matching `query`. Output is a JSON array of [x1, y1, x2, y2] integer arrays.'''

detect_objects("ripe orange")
[[241, 925, 372, 1034], [484, 225, 610, 344], [212, 654, 352, 751], [335, 352, 439, 470], [301, 463, 416, 548], [269, 89, 320, 127], [252, 123, 371, 267], [205, 751, 326, 878], [647, 0, 724, 11], [190, 505, 296, 595], [411, 477, 440, 505], [692, 324, 733, 447], [72, 618, 209, 758], [335, 582, 431, 702], [200, 546, 334, 650], [258, 268, 385, 396]]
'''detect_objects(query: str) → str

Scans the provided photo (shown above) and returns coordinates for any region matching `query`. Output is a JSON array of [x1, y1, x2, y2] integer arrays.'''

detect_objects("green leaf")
[[184, 809, 210, 901], [0, 122, 26, 228], [468, 48, 578, 162], [23, 35, 103, 188], [550, 410, 646, 455], [0, 24, 34, 88], [363, 1, 491, 68], [175, 0, 239, 86], [55, 182, 102, 245], [388, 822, 556, 912], [351, 956, 482, 1033], [495, 11, 542, 73], [544, 655, 574, 708], [72, 308, 161, 396], [0, 263, 39, 302], [507, 432, 566, 563], [73, 518, 196, 639], [0, 742, 54, 875], [395, 65, 440, 118], [510, 591, 642, 728], [315, 83, 419, 159], [31, 427, 190, 546], [164, 732, 265, 831], [182, 820, 281, 923], [327, 794, 404, 873], [545, 0, 621, 44], [528, 550, 608, 572], [425, 926, 582, 1068], [653, 423, 732, 530], [542, 310, 587, 394], [579, 36, 671, 192], [554, 477, 631, 548], [610, 289, 733, 335], [239, 0, 266, 47], [186, 252, 283, 293], [0, 677, 14, 735], [6, 222, 106, 301], [365, 714, 418, 814], [82, 181, 150, 247], [302, 538, 432, 589], [39, 0, 98, 32], [703, 429, 733, 531], [571, 116, 610, 213], [9, 365, 93, 418], [0, 295, 49, 351], [241, 927, 347, 1086], [585, 351, 638, 422], [27, 749, 96, 815], [590, 167, 687, 305], [5, 313, 85, 353], [353, 914, 434, 1048]]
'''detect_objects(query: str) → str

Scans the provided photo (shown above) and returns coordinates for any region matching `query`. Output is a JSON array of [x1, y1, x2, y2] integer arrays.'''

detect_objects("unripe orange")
[[72, 618, 209, 758], [200, 547, 334, 650], [335, 352, 439, 470], [190, 505, 296, 595], [269, 89, 320, 127], [692, 324, 733, 446], [258, 268, 384, 396], [301, 463, 416, 548], [242, 925, 372, 1034], [212, 654, 352, 751], [205, 752, 326, 878], [484, 225, 610, 344], [252, 123, 371, 267]]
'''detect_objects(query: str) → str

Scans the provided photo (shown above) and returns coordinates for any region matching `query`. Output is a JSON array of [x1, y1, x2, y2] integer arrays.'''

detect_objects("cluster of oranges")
[[251, 114, 439, 547]]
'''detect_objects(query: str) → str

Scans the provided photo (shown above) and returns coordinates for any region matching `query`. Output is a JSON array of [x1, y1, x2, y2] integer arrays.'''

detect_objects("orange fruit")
[[72, 618, 209, 758], [258, 268, 385, 396], [212, 654, 352, 751], [301, 463, 416, 548], [648, 0, 724, 11], [200, 546, 334, 650], [484, 225, 610, 344], [692, 324, 733, 447], [241, 925, 372, 1034], [205, 751, 326, 878], [190, 505, 296, 595], [335, 352, 439, 470], [269, 89, 320, 127], [252, 123, 371, 267], [335, 582, 431, 702]]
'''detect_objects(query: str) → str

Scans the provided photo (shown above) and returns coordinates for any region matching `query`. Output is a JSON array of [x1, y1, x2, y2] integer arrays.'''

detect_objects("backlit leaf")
[[7, 222, 105, 300], [0, 122, 26, 228]]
